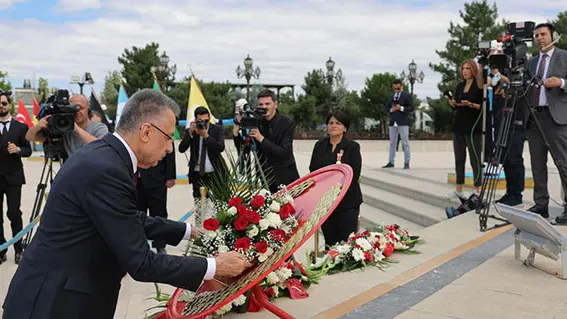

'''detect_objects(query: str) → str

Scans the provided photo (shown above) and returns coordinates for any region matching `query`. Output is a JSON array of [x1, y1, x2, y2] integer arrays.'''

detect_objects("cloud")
[[1, 0, 561, 102], [54, 0, 101, 12], [0, 0, 28, 10]]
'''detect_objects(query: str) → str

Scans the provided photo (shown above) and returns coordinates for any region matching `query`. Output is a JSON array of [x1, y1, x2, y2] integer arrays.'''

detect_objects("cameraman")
[[25, 94, 108, 158], [178, 106, 226, 201], [234, 89, 299, 194]]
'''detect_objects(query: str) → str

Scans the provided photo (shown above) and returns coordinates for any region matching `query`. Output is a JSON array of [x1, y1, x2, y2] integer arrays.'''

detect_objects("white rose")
[[227, 206, 238, 216], [247, 225, 259, 238], [269, 201, 281, 212], [266, 213, 282, 228], [276, 268, 293, 282], [259, 219, 270, 231], [266, 272, 279, 284], [206, 231, 217, 239], [283, 195, 294, 204], [233, 294, 247, 307], [218, 245, 229, 253], [355, 238, 372, 251], [258, 189, 270, 197]]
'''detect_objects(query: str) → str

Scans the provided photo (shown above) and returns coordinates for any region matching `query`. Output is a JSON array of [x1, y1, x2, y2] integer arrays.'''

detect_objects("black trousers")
[[321, 206, 360, 248], [190, 172, 214, 201], [136, 184, 168, 249], [452, 132, 483, 187], [0, 176, 23, 256], [493, 123, 526, 198]]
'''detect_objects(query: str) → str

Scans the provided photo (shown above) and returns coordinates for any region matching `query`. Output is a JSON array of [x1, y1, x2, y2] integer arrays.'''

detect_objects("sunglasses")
[[0, 101, 8, 106]]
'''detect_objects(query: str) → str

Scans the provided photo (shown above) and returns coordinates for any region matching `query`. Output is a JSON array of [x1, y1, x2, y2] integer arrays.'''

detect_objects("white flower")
[[227, 206, 238, 216], [218, 245, 229, 253], [352, 248, 365, 261], [282, 195, 294, 204], [337, 244, 351, 255], [258, 189, 270, 197], [247, 225, 259, 238], [215, 303, 233, 316], [269, 201, 281, 212], [206, 231, 217, 239], [266, 213, 282, 228], [266, 272, 280, 284], [374, 249, 385, 261], [273, 286, 280, 297], [276, 268, 293, 282], [259, 219, 270, 231], [233, 294, 247, 307], [258, 247, 274, 262], [355, 238, 373, 251]]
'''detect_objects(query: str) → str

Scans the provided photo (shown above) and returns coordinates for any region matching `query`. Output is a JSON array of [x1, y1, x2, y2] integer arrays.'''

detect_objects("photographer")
[[178, 106, 226, 201], [234, 89, 299, 194], [25, 94, 108, 159]]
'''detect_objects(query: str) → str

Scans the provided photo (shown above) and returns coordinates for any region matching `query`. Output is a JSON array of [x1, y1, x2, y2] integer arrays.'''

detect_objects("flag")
[[115, 82, 129, 126], [15, 99, 33, 128], [89, 89, 113, 132], [186, 75, 217, 128], [152, 72, 180, 139], [32, 98, 40, 124]]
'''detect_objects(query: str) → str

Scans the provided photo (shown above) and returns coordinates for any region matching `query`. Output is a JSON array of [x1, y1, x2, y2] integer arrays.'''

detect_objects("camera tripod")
[[21, 155, 62, 249], [235, 128, 270, 190]]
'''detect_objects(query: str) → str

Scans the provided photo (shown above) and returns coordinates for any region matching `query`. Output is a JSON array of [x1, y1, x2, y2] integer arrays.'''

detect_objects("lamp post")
[[69, 72, 94, 95], [399, 59, 425, 96], [325, 57, 343, 111], [235, 54, 261, 101], [151, 51, 176, 91]]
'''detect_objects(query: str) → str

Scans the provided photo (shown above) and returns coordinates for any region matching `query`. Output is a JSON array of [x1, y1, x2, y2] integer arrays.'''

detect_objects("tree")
[[430, 0, 507, 94], [360, 73, 397, 135], [118, 42, 176, 96], [0, 71, 12, 92], [300, 69, 333, 119], [100, 71, 122, 117]]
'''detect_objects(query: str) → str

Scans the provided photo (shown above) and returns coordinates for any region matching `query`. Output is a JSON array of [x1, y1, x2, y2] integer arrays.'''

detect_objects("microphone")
[[541, 35, 562, 52]]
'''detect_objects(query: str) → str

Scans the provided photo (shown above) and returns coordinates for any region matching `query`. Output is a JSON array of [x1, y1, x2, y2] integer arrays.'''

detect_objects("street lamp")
[[151, 51, 176, 91], [69, 72, 94, 95], [399, 59, 425, 96], [325, 56, 343, 85], [235, 54, 261, 101]]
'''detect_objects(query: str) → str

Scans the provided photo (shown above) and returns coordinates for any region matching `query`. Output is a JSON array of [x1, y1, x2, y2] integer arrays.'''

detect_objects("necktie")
[[1, 121, 8, 135], [133, 171, 139, 185], [532, 54, 548, 108], [199, 138, 207, 176]]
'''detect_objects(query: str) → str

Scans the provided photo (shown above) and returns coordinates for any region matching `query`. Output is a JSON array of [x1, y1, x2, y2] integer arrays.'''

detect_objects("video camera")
[[234, 103, 267, 129], [37, 89, 80, 160], [446, 193, 482, 219]]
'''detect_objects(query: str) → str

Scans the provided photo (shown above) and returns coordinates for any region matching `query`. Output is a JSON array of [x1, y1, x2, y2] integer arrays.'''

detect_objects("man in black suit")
[[382, 79, 414, 169], [0, 91, 32, 265], [136, 141, 176, 254], [236, 89, 300, 194], [2, 89, 251, 319], [179, 106, 226, 202]]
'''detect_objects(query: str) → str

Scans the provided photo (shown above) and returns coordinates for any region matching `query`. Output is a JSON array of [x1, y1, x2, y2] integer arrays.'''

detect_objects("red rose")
[[364, 251, 373, 261], [229, 197, 243, 208], [285, 262, 295, 271], [254, 241, 268, 254], [269, 229, 286, 243], [235, 237, 251, 251], [234, 217, 250, 231], [238, 205, 249, 217], [251, 195, 265, 209], [278, 203, 295, 219], [248, 211, 261, 224], [265, 287, 275, 297], [383, 243, 394, 257], [374, 241, 381, 249], [203, 218, 220, 231]]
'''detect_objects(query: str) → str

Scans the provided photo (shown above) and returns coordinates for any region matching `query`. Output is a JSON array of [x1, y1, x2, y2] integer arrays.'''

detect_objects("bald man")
[[26, 94, 109, 159]]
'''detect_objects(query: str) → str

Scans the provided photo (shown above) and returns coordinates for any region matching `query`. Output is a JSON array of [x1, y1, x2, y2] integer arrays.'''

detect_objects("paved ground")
[[1, 139, 566, 319]]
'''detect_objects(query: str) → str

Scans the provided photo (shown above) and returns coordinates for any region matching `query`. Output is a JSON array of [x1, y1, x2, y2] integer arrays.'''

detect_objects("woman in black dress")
[[309, 110, 363, 247], [448, 59, 484, 196]]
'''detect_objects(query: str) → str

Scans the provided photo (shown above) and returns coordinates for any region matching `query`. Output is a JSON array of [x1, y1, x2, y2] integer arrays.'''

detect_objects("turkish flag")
[[16, 99, 34, 128]]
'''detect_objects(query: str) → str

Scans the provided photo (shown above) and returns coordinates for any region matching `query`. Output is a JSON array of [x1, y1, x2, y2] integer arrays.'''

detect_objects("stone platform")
[[447, 171, 535, 189]]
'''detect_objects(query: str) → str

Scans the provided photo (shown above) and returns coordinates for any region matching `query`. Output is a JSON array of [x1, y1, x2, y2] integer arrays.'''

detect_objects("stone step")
[[361, 184, 447, 227], [359, 203, 424, 232]]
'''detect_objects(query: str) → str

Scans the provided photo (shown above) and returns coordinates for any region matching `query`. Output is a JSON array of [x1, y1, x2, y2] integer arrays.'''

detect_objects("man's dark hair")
[[535, 22, 556, 36], [194, 106, 210, 117], [326, 109, 351, 130], [257, 89, 277, 102], [392, 79, 403, 85], [0, 90, 11, 103]]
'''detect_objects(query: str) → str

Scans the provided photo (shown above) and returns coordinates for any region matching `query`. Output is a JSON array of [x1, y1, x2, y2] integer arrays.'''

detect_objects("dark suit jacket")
[[178, 124, 226, 183], [138, 140, 176, 188], [235, 112, 300, 193], [2, 134, 208, 319], [384, 91, 414, 126], [525, 47, 567, 125], [0, 119, 32, 186], [309, 136, 363, 211]]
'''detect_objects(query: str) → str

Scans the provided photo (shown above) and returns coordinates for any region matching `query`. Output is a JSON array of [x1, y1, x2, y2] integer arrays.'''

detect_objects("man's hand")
[[74, 123, 84, 134], [249, 128, 264, 143], [391, 104, 401, 112], [7, 142, 19, 154], [214, 251, 253, 278], [165, 179, 175, 188], [37, 115, 51, 129], [191, 226, 204, 239], [544, 77, 563, 88], [189, 121, 197, 134], [196, 127, 209, 138]]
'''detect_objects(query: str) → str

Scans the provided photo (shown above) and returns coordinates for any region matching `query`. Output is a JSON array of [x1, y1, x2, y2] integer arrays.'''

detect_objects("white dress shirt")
[[112, 132, 216, 280], [0, 115, 12, 131], [536, 48, 567, 106]]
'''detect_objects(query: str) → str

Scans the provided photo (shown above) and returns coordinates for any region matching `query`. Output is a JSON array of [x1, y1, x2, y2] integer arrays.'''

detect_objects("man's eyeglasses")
[[150, 123, 173, 141], [0, 101, 8, 106]]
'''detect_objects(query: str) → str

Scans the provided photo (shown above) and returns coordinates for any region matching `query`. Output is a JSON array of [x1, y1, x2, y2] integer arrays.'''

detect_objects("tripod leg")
[[22, 159, 52, 249]]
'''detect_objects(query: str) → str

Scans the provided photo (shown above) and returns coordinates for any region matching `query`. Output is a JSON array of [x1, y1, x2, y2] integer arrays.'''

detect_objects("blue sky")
[[1, 0, 563, 103]]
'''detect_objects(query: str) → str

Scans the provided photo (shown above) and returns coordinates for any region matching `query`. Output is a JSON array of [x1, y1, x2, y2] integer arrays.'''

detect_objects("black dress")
[[309, 136, 363, 247]]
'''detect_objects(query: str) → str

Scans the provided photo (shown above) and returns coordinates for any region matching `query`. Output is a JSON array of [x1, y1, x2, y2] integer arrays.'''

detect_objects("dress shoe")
[[554, 211, 567, 225], [495, 194, 523, 206], [404, 162, 410, 169], [528, 205, 549, 218], [382, 163, 394, 168], [15, 251, 23, 264], [156, 248, 167, 255], [0, 254, 6, 265]]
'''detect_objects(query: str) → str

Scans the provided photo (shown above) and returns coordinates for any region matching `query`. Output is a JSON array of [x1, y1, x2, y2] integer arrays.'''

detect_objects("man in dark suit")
[[524, 23, 567, 224], [239, 89, 300, 194], [2, 89, 251, 319], [179, 106, 226, 202], [0, 91, 32, 265], [382, 78, 413, 169], [136, 141, 176, 254]]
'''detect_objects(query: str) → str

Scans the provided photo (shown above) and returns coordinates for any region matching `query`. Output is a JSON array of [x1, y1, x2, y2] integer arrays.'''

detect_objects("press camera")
[[37, 89, 80, 159], [234, 103, 267, 129], [195, 119, 207, 131]]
